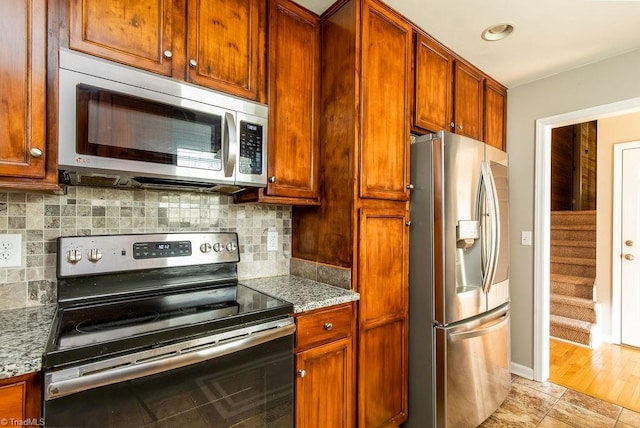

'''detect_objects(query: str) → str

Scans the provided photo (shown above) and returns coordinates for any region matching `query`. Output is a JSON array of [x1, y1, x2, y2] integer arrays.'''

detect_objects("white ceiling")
[[295, 0, 640, 88]]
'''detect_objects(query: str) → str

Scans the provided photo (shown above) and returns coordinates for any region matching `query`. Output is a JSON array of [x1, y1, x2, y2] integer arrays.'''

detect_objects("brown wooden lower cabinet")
[[0, 372, 42, 423], [295, 303, 355, 428]]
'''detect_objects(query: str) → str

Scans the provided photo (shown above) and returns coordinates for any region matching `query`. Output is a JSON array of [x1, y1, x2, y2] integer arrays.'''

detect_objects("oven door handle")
[[45, 323, 295, 400]]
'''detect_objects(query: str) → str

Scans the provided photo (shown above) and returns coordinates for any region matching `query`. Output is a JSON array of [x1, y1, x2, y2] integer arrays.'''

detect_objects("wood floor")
[[549, 338, 640, 412]]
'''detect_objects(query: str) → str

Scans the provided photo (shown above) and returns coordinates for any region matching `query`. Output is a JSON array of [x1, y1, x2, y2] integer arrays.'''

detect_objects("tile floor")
[[480, 375, 640, 427]]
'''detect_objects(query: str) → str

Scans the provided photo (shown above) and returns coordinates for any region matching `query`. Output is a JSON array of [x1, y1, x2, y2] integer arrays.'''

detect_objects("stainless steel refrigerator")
[[405, 131, 511, 428]]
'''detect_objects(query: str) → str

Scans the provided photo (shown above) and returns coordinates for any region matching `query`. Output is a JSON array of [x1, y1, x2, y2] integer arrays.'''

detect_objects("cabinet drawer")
[[296, 304, 353, 350]]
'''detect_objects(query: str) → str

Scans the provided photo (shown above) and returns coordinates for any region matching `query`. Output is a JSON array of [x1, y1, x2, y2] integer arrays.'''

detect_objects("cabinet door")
[[0, 382, 25, 422], [0, 0, 47, 178], [414, 32, 453, 133], [357, 207, 409, 426], [69, 0, 179, 76], [187, 0, 266, 102], [484, 78, 507, 150], [453, 60, 484, 141], [265, 0, 320, 200], [360, 0, 411, 201], [296, 338, 354, 428]]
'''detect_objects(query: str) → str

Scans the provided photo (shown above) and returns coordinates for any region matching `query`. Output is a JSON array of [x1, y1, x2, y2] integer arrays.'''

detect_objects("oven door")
[[44, 320, 295, 428]]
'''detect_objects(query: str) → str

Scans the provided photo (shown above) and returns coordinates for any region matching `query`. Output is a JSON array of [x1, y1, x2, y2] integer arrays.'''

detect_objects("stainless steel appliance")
[[43, 232, 294, 427], [406, 131, 511, 427], [58, 49, 268, 193]]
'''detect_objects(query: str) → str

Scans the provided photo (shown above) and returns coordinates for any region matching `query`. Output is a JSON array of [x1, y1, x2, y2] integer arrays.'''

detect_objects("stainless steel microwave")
[[58, 49, 268, 193]]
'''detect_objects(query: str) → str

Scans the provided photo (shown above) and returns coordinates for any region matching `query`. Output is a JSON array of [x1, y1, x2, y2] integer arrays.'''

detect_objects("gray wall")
[[507, 48, 640, 369]]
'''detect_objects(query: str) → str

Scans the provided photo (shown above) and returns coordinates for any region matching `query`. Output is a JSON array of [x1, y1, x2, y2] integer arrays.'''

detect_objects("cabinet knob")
[[268, 176, 276, 183], [625, 254, 635, 261], [323, 322, 333, 331], [163, 50, 173, 59], [625, 240, 634, 247], [297, 369, 307, 378], [189, 59, 197, 68], [457, 124, 464, 130], [30, 148, 43, 158], [406, 220, 412, 227], [450, 122, 455, 128], [407, 184, 414, 190]]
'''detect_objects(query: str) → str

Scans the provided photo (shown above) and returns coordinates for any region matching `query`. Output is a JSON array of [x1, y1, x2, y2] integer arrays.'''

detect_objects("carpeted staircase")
[[549, 210, 600, 347]]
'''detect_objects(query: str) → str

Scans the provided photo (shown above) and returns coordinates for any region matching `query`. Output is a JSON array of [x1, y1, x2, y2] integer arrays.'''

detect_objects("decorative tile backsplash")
[[0, 187, 291, 310]]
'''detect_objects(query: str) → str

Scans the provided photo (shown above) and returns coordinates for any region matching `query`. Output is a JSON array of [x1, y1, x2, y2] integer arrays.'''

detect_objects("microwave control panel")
[[239, 121, 263, 175]]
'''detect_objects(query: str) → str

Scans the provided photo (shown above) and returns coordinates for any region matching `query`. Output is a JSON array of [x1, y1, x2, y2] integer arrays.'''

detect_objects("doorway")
[[533, 97, 640, 383]]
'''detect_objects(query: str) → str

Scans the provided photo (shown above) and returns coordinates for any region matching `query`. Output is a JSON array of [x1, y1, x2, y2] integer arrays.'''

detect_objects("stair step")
[[551, 245, 596, 259], [550, 256, 596, 266], [550, 274, 593, 285], [551, 229, 596, 241], [550, 210, 596, 225], [551, 239, 596, 248], [551, 224, 596, 231], [550, 294, 597, 323], [550, 314, 599, 347]]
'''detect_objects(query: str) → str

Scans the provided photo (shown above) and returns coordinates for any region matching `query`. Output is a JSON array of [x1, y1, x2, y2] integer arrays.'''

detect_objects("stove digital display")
[[133, 241, 191, 259]]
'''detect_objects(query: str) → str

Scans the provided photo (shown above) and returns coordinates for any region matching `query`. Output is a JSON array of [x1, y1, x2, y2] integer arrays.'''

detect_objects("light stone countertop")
[[240, 275, 360, 313], [0, 275, 358, 379], [0, 304, 56, 379]]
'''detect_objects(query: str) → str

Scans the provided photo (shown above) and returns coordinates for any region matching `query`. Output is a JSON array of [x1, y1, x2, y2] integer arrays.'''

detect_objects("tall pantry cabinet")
[[293, 0, 410, 426]]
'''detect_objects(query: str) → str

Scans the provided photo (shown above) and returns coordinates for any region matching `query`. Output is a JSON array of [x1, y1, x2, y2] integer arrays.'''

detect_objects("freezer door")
[[439, 131, 485, 324], [434, 305, 511, 428], [486, 145, 510, 311]]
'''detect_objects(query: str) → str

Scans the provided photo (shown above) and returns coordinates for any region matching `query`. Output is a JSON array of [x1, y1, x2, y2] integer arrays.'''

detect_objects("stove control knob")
[[213, 242, 223, 252], [66, 249, 82, 264], [226, 242, 237, 252], [200, 243, 212, 253], [87, 248, 103, 263]]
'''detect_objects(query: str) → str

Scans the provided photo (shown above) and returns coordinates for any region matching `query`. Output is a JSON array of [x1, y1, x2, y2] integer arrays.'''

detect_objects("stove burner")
[[75, 312, 161, 334]]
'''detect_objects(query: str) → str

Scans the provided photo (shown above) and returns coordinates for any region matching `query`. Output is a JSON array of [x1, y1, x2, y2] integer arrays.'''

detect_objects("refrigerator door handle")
[[449, 313, 510, 342], [478, 162, 499, 293], [485, 162, 501, 293]]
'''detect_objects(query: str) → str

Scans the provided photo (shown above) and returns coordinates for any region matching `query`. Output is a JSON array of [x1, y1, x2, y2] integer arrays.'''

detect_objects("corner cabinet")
[[0, 0, 59, 192], [67, 0, 267, 102], [295, 303, 355, 428], [0, 373, 42, 423]]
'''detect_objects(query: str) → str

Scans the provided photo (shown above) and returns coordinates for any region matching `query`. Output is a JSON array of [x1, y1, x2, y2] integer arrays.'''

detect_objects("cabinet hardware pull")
[[163, 50, 173, 59], [297, 369, 306, 378], [625, 254, 635, 261], [407, 184, 414, 190], [323, 322, 333, 330], [268, 176, 276, 183], [450, 122, 455, 128], [406, 221, 412, 226], [30, 148, 43, 158], [189, 59, 197, 68]]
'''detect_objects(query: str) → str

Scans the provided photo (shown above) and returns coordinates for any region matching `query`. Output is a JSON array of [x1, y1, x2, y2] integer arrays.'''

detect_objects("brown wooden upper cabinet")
[[264, 0, 320, 202], [453, 60, 484, 141], [413, 32, 453, 134], [484, 78, 508, 150], [0, 0, 56, 190], [413, 31, 507, 149], [360, 0, 412, 201], [68, 0, 267, 102]]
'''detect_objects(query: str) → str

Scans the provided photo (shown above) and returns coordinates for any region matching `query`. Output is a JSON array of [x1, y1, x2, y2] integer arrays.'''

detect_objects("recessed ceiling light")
[[481, 23, 515, 41]]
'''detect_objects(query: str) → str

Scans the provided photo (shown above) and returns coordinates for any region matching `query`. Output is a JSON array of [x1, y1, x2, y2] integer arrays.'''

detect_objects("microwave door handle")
[[224, 112, 237, 177]]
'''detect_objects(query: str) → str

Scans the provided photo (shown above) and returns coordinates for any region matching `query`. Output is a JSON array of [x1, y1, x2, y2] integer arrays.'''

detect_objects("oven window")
[[44, 336, 293, 428], [76, 84, 223, 171]]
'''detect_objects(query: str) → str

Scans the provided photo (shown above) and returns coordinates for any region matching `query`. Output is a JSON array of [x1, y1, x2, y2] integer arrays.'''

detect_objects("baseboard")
[[510, 362, 534, 380]]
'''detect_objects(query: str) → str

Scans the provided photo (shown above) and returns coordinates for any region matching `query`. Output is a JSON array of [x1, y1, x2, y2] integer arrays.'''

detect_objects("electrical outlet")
[[267, 230, 278, 252], [0, 234, 22, 267]]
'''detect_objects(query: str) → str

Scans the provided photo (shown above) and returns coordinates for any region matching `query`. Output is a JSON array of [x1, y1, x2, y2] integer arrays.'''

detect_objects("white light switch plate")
[[0, 234, 22, 267], [521, 231, 532, 246], [267, 230, 278, 252]]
